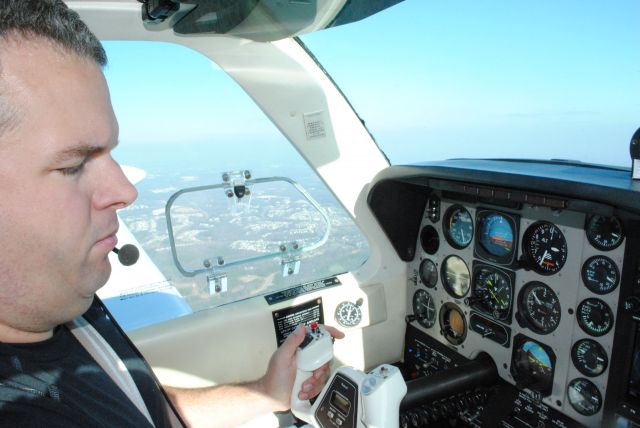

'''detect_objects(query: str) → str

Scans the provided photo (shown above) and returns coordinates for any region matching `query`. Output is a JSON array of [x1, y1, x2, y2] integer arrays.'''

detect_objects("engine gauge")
[[581, 256, 620, 295], [439, 302, 467, 345], [577, 298, 614, 337], [335, 301, 362, 328], [567, 378, 602, 416], [441, 255, 470, 298], [522, 221, 568, 275], [419, 259, 438, 288], [471, 265, 512, 322], [443, 205, 474, 249], [511, 336, 555, 396], [518, 281, 561, 334], [586, 215, 624, 251], [412, 289, 436, 329], [571, 339, 608, 377]]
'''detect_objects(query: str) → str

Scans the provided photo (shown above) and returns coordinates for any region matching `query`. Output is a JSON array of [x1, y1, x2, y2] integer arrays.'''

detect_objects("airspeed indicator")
[[522, 221, 568, 275]]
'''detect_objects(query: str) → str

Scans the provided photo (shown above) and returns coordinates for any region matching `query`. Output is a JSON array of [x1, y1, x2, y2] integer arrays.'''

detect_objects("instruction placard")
[[272, 298, 324, 346]]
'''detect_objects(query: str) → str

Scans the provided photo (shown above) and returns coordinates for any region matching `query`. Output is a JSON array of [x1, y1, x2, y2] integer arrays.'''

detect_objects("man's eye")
[[59, 160, 87, 176]]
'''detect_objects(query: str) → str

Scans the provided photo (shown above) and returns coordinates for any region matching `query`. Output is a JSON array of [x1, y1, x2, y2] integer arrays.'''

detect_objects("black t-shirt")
[[0, 299, 179, 427]]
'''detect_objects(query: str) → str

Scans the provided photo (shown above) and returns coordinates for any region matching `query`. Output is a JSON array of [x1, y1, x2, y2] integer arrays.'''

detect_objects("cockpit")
[[63, 1, 640, 427]]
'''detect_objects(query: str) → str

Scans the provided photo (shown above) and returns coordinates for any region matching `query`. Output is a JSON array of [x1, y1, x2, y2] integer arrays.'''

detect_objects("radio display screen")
[[331, 391, 351, 416]]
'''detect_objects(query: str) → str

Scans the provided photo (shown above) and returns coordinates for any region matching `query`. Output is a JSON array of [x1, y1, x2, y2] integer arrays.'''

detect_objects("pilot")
[[0, 0, 343, 426]]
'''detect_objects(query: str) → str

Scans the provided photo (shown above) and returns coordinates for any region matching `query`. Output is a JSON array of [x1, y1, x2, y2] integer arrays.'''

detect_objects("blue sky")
[[105, 0, 639, 168]]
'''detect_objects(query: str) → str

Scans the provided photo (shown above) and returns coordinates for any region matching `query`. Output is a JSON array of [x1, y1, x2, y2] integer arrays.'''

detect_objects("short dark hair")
[[0, 0, 106, 135], [0, 0, 107, 66]]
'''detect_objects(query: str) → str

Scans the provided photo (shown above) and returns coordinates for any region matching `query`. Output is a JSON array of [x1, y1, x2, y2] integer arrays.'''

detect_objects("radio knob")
[[624, 296, 640, 313]]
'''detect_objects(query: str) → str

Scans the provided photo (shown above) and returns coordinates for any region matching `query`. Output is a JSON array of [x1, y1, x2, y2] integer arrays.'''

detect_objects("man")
[[0, 1, 342, 426]]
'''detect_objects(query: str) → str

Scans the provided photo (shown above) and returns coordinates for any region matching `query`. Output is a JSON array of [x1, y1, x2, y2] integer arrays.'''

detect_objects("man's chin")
[[83, 260, 112, 297]]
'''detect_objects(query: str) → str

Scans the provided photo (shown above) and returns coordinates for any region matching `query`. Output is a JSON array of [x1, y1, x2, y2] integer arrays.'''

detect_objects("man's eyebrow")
[[53, 141, 119, 163]]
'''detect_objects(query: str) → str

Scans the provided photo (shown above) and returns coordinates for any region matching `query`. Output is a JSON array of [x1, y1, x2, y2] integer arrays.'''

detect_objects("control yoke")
[[290, 323, 499, 428], [291, 323, 407, 428]]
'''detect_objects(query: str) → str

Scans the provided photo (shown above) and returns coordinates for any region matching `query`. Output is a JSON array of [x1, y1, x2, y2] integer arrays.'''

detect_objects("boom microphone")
[[111, 244, 140, 266]]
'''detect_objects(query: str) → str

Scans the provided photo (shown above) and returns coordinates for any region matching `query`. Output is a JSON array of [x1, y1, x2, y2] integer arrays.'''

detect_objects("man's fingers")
[[323, 325, 345, 340], [279, 324, 306, 354]]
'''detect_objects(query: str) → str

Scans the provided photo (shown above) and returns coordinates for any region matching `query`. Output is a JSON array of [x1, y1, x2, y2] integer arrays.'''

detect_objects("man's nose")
[[92, 155, 138, 210]]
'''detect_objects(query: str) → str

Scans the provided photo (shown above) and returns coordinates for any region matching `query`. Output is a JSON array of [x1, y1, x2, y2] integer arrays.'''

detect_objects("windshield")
[[301, 0, 639, 167]]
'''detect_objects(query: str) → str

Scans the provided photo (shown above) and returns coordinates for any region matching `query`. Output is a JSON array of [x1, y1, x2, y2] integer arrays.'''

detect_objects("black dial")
[[577, 298, 614, 337], [420, 225, 440, 255], [522, 221, 568, 275], [567, 378, 602, 416], [441, 255, 470, 298], [586, 215, 624, 251], [419, 259, 438, 288], [581, 256, 620, 295], [471, 266, 512, 321], [443, 205, 474, 249], [412, 289, 436, 329], [518, 281, 561, 334], [571, 339, 608, 377]]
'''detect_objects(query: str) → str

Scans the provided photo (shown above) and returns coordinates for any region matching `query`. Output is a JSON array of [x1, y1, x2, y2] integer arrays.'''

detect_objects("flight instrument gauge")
[[517, 281, 561, 334], [443, 205, 474, 249], [420, 225, 440, 255], [511, 336, 555, 396], [567, 378, 602, 416], [471, 265, 512, 322], [335, 301, 362, 328], [475, 211, 517, 265], [412, 289, 436, 329], [581, 256, 620, 295], [577, 298, 614, 337], [571, 339, 608, 377], [419, 259, 438, 288], [586, 215, 624, 251], [441, 255, 470, 298], [439, 302, 467, 345], [522, 221, 568, 275]]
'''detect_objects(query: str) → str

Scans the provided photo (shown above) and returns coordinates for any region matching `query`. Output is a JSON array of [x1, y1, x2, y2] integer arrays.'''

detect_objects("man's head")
[[0, 0, 106, 134], [0, 0, 137, 342]]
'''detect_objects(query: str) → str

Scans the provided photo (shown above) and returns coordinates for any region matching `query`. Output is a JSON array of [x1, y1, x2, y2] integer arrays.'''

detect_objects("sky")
[[105, 0, 640, 168]]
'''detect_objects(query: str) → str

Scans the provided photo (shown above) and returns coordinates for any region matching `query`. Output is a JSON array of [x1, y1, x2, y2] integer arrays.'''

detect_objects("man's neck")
[[0, 323, 54, 344]]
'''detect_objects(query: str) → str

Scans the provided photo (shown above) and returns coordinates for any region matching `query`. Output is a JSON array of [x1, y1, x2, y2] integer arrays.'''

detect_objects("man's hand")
[[259, 324, 344, 411]]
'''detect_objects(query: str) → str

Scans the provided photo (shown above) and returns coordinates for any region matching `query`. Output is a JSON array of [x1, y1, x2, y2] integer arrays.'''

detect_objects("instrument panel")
[[408, 194, 624, 427]]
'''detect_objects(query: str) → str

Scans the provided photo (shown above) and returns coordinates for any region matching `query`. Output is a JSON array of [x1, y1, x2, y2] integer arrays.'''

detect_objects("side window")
[[99, 41, 369, 330]]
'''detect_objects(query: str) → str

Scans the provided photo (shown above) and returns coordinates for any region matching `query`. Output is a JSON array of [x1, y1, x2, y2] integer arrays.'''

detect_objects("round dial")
[[567, 378, 602, 416], [412, 289, 436, 329], [334, 301, 362, 327], [443, 205, 474, 249], [439, 303, 466, 345], [571, 339, 608, 377], [586, 215, 624, 251], [511, 339, 555, 395], [419, 259, 438, 288], [420, 225, 440, 255], [522, 221, 568, 275], [577, 298, 614, 337], [477, 212, 515, 259], [471, 266, 512, 321], [441, 255, 470, 298], [518, 282, 561, 334], [581, 256, 620, 295]]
